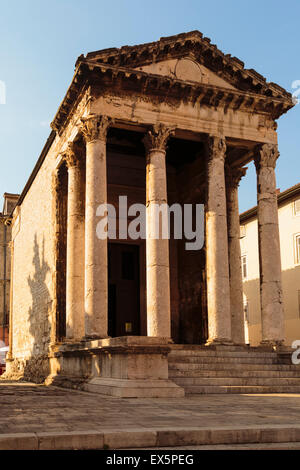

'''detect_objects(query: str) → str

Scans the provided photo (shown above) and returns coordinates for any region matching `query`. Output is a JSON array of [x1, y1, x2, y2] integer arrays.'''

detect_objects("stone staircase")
[[168, 345, 300, 394]]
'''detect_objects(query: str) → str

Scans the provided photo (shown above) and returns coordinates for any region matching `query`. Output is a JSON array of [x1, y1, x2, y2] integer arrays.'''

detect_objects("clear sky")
[[0, 0, 299, 212]]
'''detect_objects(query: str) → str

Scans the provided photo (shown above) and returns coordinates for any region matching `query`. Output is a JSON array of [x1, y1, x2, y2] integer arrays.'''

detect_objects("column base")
[[259, 340, 285, 351], [47, 336, 185, 398], [82, 334, 110, 341], [205, 338, 233, 347], [84, 377, 184, 398]]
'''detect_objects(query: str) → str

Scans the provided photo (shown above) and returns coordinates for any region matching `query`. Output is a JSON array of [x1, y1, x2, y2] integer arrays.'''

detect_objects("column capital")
[[143, 124, 175, 154], [80, 115, 114, 143], [254, 143, 279, 170], [62, 142, 83, 169], [226, 166, 247, 189], [207, 135, 227, 162]]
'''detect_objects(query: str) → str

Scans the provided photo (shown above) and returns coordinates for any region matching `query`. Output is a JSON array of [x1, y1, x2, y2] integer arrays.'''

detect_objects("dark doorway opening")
[[108, 243, 141, 337]]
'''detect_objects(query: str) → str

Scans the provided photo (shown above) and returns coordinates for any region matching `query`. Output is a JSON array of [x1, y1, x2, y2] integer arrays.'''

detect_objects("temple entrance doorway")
[[108, 243, 141, 337]]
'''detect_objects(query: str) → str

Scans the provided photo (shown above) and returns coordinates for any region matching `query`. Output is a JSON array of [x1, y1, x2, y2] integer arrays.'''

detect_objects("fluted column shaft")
[[143, 125, 174, 338], [206, 135, 232, 344], [81, 115, 113, 339], [226, 166, 247, 345], [254, 144, 285, 346], [64, 143, 85, 340]]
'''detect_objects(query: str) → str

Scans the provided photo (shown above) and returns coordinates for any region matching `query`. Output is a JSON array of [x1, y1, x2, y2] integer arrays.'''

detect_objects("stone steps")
[[168, 346, 300, 395], [169, 355, 277, 364], [172, 376, 300, 386], [182, 385, 300, 394], [169, 368, 300, 378], [169, 362, 299, 371], [169, 349, 277, 358]]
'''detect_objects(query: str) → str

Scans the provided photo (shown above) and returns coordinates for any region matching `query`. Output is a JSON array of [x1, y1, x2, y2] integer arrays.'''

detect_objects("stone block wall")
[[9, 141, 58, 381]]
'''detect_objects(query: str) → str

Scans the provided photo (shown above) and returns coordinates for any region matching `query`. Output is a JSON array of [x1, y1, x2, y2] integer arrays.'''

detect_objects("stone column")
[[226, 165, 247, 345], [64, 143, 85, 340], [254, 144, 285, 346], [206, 135, 232, 345], [81, 115, 113, 339], [143, 124, 175, 338]]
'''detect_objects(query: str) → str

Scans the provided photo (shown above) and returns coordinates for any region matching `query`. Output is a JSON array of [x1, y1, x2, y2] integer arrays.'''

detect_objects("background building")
[[240, 183, 300, 346], [0, 194, 19, 345]]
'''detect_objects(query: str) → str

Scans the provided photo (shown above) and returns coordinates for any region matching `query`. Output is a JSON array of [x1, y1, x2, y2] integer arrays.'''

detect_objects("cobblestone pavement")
[[1, 380, 300, 435]]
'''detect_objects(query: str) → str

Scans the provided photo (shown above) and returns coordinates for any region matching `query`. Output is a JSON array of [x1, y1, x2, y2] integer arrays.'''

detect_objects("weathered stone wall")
[[9, 144, 58, 381], [6, 90, 91, 382]]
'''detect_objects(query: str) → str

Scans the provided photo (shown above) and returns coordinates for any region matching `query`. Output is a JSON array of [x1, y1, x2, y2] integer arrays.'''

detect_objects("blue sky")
[[0, 0, 299, 212]]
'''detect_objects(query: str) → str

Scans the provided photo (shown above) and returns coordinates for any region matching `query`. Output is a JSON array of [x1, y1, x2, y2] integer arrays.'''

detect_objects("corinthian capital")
[[254, 143, 279, 170], [207, 135, 227, 162], [81, 115, 114, 143], [226, 166, 247, 189], [143, 124, 175, 153], [62, 142, 83, 169]]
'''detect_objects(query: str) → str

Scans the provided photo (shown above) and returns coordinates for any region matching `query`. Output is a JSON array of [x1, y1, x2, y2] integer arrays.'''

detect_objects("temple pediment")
[[135, 57, 237, 90], [83, 31, 291, 100], [51, 31, 294, 133]]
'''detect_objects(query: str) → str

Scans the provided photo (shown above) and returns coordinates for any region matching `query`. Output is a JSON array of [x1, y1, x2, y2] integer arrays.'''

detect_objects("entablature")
[[51, 60, 292, 138]]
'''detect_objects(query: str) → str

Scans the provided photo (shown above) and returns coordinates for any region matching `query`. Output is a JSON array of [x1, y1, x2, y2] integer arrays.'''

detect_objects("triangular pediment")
[[52, 31, 294, 134], [84, 31, 292, 100], [134, 57, 237, 90]]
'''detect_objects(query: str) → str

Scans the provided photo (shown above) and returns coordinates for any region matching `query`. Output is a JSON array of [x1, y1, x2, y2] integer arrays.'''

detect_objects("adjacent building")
[[241, 183, 300, 347], [0, 194, 19, 345]]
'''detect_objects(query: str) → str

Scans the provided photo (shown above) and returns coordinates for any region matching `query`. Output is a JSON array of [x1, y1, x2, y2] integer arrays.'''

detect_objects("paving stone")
[[2, 380, 300, 449]]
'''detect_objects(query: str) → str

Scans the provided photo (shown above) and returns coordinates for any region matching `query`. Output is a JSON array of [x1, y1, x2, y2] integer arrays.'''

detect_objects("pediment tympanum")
[[135, 58, 236, 90]]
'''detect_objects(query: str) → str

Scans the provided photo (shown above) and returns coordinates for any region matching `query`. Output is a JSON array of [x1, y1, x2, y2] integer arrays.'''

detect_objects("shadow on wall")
[[243, 265, 300, 346], [23, 234, 52, 383]]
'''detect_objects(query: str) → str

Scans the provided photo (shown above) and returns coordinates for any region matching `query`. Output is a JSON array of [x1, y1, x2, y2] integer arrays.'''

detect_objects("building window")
[[295, 234, 300, 265], [241, 255, 248, 280], [295, 199, 300, 216]]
